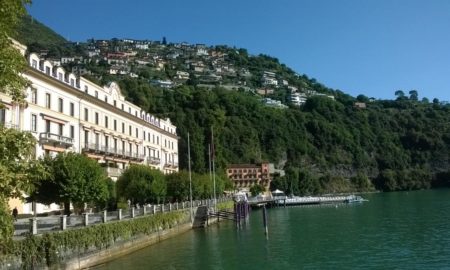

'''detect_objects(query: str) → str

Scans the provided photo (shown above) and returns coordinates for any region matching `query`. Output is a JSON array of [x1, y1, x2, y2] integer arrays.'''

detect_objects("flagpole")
[[208, 143, 213, 200], [211, 127, 217, 212], [188, 132, 193, 223]]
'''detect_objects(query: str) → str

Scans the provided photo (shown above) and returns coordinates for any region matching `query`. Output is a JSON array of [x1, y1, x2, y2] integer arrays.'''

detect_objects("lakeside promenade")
[[13, 197, 230, 237]]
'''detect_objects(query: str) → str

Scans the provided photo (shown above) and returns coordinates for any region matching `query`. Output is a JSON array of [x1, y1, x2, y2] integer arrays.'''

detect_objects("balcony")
[[104, 167, 123, 178], [164, 162, 179, 169], [147, 157, 161, 165], [82, 143, 144, 161], [39, 132, 73, 147], [0, 122, 20, 130], [82, 143, 101, 153]]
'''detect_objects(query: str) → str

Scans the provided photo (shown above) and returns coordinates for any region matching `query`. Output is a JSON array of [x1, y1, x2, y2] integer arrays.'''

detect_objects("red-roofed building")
[[226, 162, 271, 192]]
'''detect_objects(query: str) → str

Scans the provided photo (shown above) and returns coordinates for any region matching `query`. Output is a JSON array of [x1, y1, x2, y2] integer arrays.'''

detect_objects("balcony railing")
[[164, 162, 179, 168], [39, 132, 73, 147], [82, 143, 144, 161], [0, 122, 20, 130], [147, 157, 161, 165], [105, 167, 123, 177]]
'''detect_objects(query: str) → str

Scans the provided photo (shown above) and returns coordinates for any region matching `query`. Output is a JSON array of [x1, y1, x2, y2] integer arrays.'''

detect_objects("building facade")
[[1, 42, 179, 214], [226, 163, 271, 192]]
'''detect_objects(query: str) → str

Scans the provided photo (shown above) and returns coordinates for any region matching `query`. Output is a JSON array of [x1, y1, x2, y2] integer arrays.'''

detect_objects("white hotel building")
[[1, 42, 179, 214]]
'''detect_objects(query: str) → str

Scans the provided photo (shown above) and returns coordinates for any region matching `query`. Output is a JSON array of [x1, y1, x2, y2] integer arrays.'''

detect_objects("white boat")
[[345, 195, 368, 203]]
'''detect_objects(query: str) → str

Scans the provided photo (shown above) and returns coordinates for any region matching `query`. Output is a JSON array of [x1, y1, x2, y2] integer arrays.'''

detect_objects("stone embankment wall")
[[64, 220, 193, 269]]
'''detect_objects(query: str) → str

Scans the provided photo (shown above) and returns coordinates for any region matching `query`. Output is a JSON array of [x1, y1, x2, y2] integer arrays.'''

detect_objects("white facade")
[[2, 44, 179, 214], [291, 92, 307, 106]]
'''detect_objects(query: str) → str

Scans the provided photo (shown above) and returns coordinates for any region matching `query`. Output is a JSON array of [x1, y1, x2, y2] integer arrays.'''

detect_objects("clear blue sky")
[[27, 0, 450, 101]]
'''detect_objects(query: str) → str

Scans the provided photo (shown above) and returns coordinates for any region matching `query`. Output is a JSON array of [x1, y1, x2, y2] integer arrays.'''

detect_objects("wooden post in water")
[[262, 204, 268, 237]]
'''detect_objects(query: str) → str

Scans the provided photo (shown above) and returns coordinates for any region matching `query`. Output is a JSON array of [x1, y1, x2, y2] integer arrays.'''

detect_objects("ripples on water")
[[94, 189, 450, 270]]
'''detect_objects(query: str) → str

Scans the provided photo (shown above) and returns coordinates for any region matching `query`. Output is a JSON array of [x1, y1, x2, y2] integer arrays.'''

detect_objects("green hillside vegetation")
[[14, 15, 66, 45], [15, 17, 450, 195], [117, 79, 450, 194], [13, 15, 86, 59]]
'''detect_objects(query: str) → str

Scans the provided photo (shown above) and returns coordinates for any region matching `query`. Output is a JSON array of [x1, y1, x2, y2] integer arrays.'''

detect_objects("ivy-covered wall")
[[1, 211, 189, 269]]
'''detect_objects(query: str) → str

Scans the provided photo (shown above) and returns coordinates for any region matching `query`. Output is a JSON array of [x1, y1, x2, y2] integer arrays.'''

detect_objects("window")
[[84, 85, 88, 93], [129, 125, 131, 136], [45, 120, 50, 133], [122, 141, 125, 154], [129, 143, 132, 155], [32, 59, 37, 68], [70, 103, 74, 117], [95, 112, 99, 125], [95, 91, 98, 98], [114, 120, 117, 131], [45, 93, 51, 109], [157, 136, 159, 145], [95, 133, 99, 148], [143, 131, 146, 140], [84, 108, 89, 121], [84, 130, 89, 145], [31, 114, 37, 132], [58, 98, 63, 113], [135, 128, 138, 138], [45, 66, 50, 75], [31, 88, 37, 104], [105, 135, 109, 148], [122, 123, 125, 133], [70, 79, 75, 86], [121, 104, 124, 110], [70, 125, 74, 139], [114, 100, 117, 107], [128, 107, 131, 114], [105, 116, 108, 128], [105, 96, 108, 103], [114, 138, 117, 151], [58, 124, 63, 136]]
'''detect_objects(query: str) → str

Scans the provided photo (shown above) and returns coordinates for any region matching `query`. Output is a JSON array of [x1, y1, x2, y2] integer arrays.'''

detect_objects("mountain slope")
[[14, 14, 67, 46], [19, 17, 450, 194]]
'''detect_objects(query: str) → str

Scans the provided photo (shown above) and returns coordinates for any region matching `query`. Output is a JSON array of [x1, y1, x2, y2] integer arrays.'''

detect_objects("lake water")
[[94, 189, 450, 269]]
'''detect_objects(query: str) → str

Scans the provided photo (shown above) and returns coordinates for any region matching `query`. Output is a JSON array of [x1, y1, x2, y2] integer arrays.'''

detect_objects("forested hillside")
[[16, 16, 450, 195], [118, 81, 450, 194]]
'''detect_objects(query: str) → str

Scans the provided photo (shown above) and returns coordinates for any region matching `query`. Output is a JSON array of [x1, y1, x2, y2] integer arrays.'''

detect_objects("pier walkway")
[[247, 194, 361, 208]]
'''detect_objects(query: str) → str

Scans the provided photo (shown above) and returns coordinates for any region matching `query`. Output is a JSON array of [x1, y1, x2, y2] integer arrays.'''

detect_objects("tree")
[[116, 165, 166, 204], [166, 171, 190, 202], [116, 165, 153, 205], [249, 184, 265, 196], [150, 170, 166, 204], [0, 0, 31, 105], [0, 0, 34, 245], [32, 153, 109, 215], [409, 90, 418, 101], [395, 90, 406, 101], [356, 94, 369, 103]]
